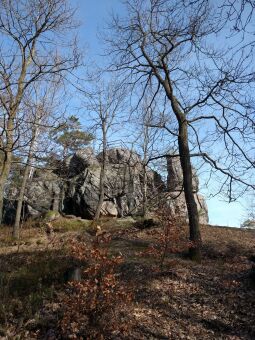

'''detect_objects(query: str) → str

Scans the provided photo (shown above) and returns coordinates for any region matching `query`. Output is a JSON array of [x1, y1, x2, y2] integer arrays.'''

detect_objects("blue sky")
[[72, 0, 122, 58], [70, 0, 251, 227]]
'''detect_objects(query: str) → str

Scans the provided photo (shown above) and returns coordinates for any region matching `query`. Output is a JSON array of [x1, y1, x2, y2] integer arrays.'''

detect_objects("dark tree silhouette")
[[104, 0, 255, 261]]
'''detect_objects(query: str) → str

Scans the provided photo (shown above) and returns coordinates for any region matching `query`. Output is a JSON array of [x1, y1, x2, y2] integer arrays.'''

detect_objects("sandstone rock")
[[97, 148, 141, 167], [165, 191, 209, 224], [63, 166, 101, 219], [63, 147, 100, 178], [101, 201, 118, 217], [20, 147, 208, 224], [196, 193, 209, 224], [167, 156, 199, 192], [62, 148, 162, 219], [241, 219, 255, 229], [25, 171, 61, 216]]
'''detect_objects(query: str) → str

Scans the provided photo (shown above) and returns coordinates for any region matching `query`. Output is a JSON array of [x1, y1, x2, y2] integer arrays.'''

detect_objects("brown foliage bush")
[[139, 205, 192, 269], [60, 237, 132, 339]]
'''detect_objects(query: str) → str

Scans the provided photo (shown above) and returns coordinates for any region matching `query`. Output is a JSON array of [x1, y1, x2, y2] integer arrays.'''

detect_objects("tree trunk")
[[0, 192, 3, 225], [13, 159, 31, 238], [0, 113, 15, 224], [0, 41, 35, 224], [142, 122, 149, 218], [162, 83, 202, 262], [13, 126, 38, 238], [0, 151, 12, 224], [142, 164, 148, 218], [58, 184, 65, 213], [94, 120, 107, 220], [94, 165, 105, 220], [178, 120, 201, 262]]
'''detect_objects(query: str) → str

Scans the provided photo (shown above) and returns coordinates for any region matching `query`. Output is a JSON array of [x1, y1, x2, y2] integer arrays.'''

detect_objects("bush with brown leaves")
[[60, 237, 132, 339], [139, 206, 192, 269]]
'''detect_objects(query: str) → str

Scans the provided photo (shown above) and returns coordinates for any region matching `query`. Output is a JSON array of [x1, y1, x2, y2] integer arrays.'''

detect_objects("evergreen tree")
[[51, 116, 94, 158]]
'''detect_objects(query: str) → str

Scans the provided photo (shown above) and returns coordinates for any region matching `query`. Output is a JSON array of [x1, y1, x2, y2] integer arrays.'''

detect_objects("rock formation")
[[166, 157, 208, 224], [4, 147, 209, 224], [25, 171, 61, 215], [166, 156, 199, 192], [62, 148, 161, 219]]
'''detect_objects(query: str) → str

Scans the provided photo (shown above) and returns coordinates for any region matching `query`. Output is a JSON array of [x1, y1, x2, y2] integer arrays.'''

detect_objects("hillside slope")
[[0, 220, 254, 339]]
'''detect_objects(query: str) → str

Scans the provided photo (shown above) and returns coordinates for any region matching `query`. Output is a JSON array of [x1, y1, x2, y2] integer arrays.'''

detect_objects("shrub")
[[138, 205, 191, 270], [60, 237, 132, 339]]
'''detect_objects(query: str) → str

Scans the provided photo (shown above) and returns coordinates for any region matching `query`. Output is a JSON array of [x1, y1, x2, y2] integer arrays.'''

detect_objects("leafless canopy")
[[0, 0, 80, 223], [0, 0, 79, 141], [104, 0, 255, 201]]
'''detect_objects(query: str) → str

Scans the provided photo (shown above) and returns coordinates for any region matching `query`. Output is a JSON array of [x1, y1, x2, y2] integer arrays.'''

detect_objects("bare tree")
[[13, 103, 40, 238], [86, 80, 125, 220], [141, 114, 150, 218], [104, 0, 255, 261], [0, 0, 80, 223], [133, 99, 165, 218], [12, 81, 64, 238]]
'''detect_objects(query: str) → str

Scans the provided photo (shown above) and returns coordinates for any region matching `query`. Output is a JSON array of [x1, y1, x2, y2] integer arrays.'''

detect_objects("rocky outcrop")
[[14, 147, 208, 223], [167, 156, 199, 192], [63, 147, 100, 178], [166, 157, 208, 224], [165, 192, 208, 225], [63, 149, 162, 219], [25, 171, 61, 215], [241, 219, 255, 229], [3, 171, 61, 223]]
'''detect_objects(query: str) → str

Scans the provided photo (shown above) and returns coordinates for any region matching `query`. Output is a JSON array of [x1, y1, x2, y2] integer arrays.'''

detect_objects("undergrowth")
[[138, 206, 191, 270], [60, 238, 133, 339]]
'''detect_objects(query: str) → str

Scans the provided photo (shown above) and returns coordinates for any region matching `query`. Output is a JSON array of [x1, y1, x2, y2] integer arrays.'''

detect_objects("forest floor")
[[0, 217, 254, 339]]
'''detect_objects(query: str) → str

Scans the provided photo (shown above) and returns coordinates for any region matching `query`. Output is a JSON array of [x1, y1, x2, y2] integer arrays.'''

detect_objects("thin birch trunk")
[[13, 125, 38, 238], [94, 117, 107, 221]]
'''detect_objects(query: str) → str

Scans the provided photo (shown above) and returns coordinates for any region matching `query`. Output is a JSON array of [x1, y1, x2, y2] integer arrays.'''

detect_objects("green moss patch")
[[52, 217, 92, 232]]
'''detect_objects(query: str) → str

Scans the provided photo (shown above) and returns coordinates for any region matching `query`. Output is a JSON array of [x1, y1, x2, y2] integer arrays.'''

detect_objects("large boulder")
[[63, 165, 102, 218], [63, 150, 161, 219], [241, 219, 255, 229], [166, 156, 208, 223], [63, 147, 100, 178], [101, 201, 118, 217], [97, 148, 141, 167], [24, 171, 61, 216]]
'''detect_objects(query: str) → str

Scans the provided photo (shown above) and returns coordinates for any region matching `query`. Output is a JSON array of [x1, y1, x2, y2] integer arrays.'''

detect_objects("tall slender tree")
[[0, 0, 80, 223], [12, 81, 65, 238], [105, 0, 255, 261], [85, 80, 125, 220]]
